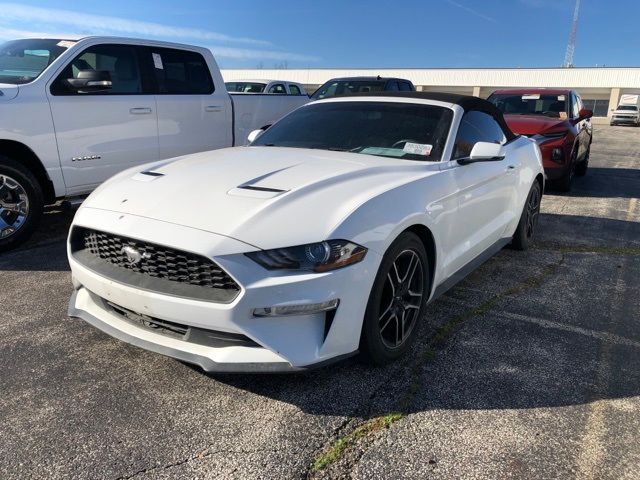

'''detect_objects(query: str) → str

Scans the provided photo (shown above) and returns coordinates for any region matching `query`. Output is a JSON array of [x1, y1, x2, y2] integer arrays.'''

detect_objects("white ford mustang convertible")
[[68, 92, 544, 373]]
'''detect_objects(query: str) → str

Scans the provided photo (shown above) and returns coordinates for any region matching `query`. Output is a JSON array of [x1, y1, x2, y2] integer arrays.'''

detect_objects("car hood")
[[83, 147, 437, 250], [503, 114, 569, 136], [0, 84, 19, 101]]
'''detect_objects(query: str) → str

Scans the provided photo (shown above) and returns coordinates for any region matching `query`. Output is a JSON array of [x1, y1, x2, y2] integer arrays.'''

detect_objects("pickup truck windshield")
[[226, 82, 267, 93], [311, 80, 386, 100], [489, 93, 568, 118], [618, 105, 638, 111], [252, 101, 453, 161], [0, 39, 72, 85]]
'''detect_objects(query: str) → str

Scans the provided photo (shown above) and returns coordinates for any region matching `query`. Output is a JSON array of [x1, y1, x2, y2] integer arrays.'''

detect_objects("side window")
[[571, 93, 580, 118], [51, 44, 144, 95], [151, 48, 214, 95], [386, 81, 400, 91], [289, 84, 302, 95], [453, 111, 506, 159], [268, 84, 286, 94], [399, 81, 413, 91]]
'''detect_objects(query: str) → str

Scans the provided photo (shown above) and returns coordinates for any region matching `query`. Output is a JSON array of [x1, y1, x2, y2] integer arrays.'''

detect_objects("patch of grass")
[[310, 412, 404, 473]]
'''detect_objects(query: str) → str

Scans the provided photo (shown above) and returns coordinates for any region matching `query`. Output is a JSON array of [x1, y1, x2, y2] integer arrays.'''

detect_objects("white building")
[[222, 67, 640, 124]]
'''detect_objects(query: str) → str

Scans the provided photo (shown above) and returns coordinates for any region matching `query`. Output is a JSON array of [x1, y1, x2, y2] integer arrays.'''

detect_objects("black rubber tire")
[[511, 181, 542, 251], [554, 150, 577, 192], [0, 156, 44, 253], [575, 147, 589, 177], [360, 231, 430, 365]]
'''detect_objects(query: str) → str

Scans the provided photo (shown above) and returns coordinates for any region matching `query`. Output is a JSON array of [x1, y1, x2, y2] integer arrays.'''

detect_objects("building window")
[[582, 99, 610, 117]]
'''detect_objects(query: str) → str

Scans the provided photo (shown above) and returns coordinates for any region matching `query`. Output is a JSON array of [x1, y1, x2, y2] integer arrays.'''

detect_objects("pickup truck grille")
[[70, 227, 240, 303]]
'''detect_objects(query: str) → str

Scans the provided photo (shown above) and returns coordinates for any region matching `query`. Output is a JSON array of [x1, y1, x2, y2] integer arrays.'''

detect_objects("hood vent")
[[238, 185, 286, 193]]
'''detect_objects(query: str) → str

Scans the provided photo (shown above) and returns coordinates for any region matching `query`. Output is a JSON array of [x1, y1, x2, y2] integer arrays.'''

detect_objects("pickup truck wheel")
[[511, 181, 541, 251], [0, 158, 43, 252], [360, 232, 429, 365]]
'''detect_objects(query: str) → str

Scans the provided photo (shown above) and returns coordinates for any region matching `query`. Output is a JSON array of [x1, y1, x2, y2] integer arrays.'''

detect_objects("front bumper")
[[533, 136, 572, 180], [68, 208, 380, 373], [611, 116, 638, 124]]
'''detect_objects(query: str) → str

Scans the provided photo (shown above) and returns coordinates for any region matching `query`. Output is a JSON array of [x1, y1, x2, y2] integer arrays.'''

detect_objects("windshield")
[[311, 80, 386, 100], [0, 39, 72, 85], [251, 101, 453, 162], [225, 81, 266, 93], [618, 105, 638, 111], [489, 93, 568, 118]]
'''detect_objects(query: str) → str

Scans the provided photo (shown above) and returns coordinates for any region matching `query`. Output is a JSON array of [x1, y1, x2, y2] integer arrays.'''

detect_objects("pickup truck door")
[[440, 112, 518, 278], [147, 47, 232, 159], [47, 44, 159, 193]]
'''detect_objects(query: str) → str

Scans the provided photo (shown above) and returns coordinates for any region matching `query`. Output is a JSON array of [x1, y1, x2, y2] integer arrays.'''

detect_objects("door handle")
[[506, 165, 516, 173], [205, 105, 223, 112], [129, 107, 152, 115]]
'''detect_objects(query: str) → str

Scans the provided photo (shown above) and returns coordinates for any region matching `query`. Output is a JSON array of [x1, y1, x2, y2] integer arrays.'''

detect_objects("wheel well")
[[0, 140, 55, 203], [404, 224, 436, 293]]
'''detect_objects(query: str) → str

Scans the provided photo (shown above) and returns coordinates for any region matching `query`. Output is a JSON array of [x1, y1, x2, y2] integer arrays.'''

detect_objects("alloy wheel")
[[378, 249, 424, 349], [526, 186, 541, 239], [0, 174, 30, 240]]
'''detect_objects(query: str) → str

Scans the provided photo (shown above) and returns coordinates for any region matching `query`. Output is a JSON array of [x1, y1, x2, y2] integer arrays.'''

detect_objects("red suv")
[[488, 89, 593, 191]]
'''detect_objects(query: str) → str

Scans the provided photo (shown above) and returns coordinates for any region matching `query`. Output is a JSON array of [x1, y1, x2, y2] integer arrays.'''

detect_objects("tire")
[[555, 150, 577, 192], [360, 231, 430, 365], [575, 147, 589, 177], [0, 156, 44, 252], [511, 181, 541, 251]]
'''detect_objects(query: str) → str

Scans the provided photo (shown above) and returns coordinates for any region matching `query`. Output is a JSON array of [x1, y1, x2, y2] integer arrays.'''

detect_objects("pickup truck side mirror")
[[457, 142, 505, 165], [67, 70, 112, 93]]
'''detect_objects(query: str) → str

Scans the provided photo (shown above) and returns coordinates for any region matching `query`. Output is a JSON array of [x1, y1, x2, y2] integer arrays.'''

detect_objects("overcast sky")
[[0, 0, 635, 68]]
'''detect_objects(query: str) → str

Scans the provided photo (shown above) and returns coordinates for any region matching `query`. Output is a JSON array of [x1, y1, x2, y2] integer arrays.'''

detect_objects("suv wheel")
[[0, 157, 44, 252], [555, 150, 577, 192]]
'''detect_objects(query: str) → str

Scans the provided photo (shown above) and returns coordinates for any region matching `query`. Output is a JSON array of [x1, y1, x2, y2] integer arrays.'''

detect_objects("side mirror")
[[67, 70, 112, 93], [457, 142, 505, 165], [247, 129, 265, 144], [578, 108, 593, 120]]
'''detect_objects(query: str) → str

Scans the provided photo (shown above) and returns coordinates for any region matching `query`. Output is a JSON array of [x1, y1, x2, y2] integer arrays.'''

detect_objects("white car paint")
[[67, 96, 544, 372], [0, 36, 308, 198]]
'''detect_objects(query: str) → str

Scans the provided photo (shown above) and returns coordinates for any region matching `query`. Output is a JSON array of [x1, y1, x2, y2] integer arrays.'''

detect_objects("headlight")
[[246, 240, 367, 272]]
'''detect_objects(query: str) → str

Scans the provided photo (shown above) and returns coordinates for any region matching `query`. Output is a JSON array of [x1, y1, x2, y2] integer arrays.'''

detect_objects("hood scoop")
[[227, 167, 293, 199], [228, 184, 289, 199], [131, 170, 165, 182]]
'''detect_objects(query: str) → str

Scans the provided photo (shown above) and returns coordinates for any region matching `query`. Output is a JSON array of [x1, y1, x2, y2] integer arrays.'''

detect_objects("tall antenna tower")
[[563, 0, 581, 67]]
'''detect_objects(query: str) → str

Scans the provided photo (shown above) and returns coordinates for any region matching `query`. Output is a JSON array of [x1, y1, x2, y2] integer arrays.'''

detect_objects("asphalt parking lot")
[[1, 125, 639, 480]]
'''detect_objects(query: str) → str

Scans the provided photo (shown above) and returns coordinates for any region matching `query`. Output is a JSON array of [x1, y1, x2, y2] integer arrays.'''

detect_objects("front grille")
[[106, 300, 259, 348], [71, 227, 240, 303]]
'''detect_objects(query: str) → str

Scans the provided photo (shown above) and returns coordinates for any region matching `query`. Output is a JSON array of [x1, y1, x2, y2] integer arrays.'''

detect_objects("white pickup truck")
[[0, 36, 308, 251]]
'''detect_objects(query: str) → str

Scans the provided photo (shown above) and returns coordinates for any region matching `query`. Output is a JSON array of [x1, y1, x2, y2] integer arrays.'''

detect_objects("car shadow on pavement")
[[0, 204, 74, 271], [566, 167, 640, 198], [211, 212, 640, 420]]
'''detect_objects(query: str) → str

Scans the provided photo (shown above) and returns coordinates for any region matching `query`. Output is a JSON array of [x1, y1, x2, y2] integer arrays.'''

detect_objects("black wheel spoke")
[[378, 248, 425, 350]]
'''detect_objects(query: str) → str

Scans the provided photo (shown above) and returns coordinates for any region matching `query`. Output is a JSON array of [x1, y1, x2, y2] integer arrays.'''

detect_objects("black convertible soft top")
[[354, 91, 517, 141]]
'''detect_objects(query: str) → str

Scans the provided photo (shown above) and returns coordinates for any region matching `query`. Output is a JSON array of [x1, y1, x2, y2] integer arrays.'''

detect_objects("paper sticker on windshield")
[[522, 94, 540, 100], [558, 95, 566, 101], [152, 53, 163, 69], [57, 40, 76, 49], [403, 142, 433, 156]]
